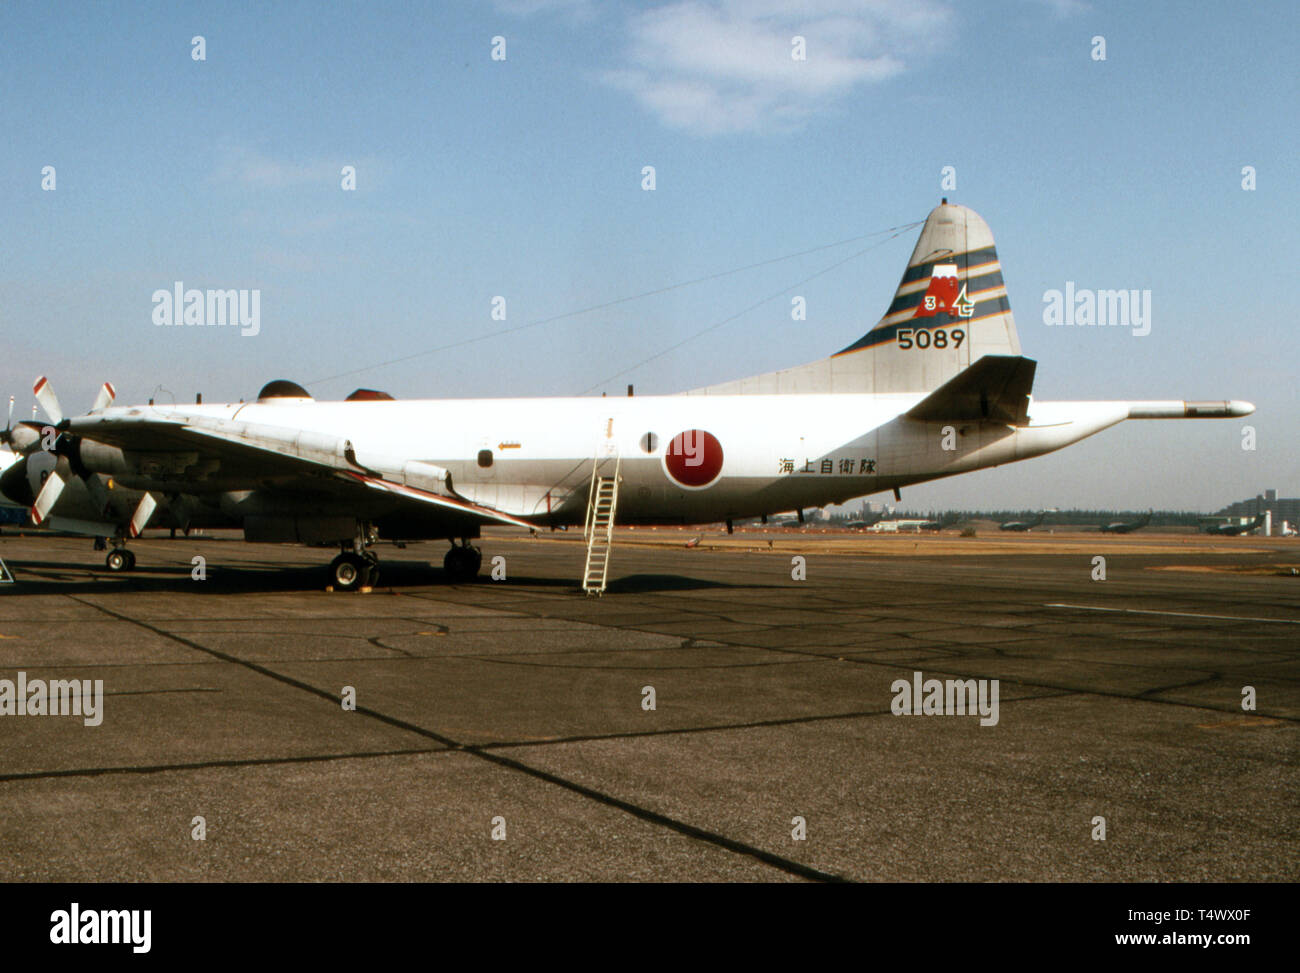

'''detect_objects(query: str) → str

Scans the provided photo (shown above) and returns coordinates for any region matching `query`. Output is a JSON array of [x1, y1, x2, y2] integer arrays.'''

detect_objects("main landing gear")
[[328, 550, 380, 591], [324, 526, 483, 590], [443, 540, 482, 583], [329, 524, 381, 592]]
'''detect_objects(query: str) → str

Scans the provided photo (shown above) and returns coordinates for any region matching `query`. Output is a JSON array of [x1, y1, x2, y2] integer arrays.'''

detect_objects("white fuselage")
[[101, 394, 1133, 526]]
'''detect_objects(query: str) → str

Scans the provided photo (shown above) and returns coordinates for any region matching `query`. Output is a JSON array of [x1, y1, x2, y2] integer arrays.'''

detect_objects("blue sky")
[[1, 0, 1295, 510]]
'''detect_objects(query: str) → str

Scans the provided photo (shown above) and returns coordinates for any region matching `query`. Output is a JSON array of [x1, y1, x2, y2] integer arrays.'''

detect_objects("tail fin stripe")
[[893, 259, 1002, 298], [878, 283, 1009, 326], [897, 245, 998, 286], [836, 295, 1013, 355], [882, 270, 1006, 317]]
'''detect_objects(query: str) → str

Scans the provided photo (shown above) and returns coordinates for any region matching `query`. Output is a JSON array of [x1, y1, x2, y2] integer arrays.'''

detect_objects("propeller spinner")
[[12, 376, 121, 526]]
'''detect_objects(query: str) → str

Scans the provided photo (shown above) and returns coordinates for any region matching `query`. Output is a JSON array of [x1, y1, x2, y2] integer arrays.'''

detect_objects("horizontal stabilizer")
[[907, 355, 1037, 425]]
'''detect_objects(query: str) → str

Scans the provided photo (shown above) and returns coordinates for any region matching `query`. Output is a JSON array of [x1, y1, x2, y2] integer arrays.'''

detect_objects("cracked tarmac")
[[0, 529, 1295, 881]]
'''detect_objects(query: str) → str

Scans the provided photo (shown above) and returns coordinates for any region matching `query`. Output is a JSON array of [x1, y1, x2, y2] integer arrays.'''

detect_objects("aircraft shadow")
[[604, 573, 764, 593], [0, 558, 446, 596], [0, 559, 767, 596]]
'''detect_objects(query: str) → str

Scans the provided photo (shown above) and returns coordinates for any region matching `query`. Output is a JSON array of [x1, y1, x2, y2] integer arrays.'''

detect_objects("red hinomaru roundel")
[[663, 429, 724, 488]]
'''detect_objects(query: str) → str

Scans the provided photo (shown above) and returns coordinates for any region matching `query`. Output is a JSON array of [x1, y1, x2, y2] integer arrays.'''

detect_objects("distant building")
[[1215, 488, 1300, 524]]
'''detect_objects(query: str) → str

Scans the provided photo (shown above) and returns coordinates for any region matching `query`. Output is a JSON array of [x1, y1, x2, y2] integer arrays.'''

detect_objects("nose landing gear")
[[102, 537, 136, 572], [105, 547, 136, 572]]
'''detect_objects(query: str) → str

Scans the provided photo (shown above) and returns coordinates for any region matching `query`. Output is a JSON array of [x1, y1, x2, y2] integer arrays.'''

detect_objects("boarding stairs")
[[582, 454, 621, 595]]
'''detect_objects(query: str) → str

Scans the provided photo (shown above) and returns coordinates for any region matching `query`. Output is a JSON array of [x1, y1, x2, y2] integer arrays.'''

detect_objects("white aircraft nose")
[[1227, 400, 1256, 417]]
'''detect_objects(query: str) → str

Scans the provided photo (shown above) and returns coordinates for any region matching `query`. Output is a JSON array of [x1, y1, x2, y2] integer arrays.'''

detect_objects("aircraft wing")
[[66, 411, 535, 530], [335, 470, 535, 529], [906, 355, 1037, 426], [70, 412, 334, 480]]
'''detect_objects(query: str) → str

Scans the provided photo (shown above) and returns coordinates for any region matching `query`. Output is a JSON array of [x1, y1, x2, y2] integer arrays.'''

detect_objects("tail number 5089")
[[897, 328, 964, 350]]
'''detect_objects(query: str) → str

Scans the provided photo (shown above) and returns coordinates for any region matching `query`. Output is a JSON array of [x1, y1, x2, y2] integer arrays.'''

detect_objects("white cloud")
[[1024, 0, 1091, 16], [214, 145, 382, 190], [493, 0, 597, 17], [213, 145, 333, 188], [602, 0, 954, 135]]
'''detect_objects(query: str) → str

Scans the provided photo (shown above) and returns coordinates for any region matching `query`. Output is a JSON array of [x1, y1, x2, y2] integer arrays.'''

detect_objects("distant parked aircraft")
[[845, 507, 891, 529], [1204, 513, 1266, 536], [999, 511, 1048, 532], [1100, 510, 1152, 534], [866, 515, 946, 533]]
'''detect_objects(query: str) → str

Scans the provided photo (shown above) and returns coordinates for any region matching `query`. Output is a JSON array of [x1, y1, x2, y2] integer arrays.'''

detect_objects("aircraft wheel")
[[123, 550, 137, 571], [106, 549, 130, 572], [442, 547, 463, 581], [443, 546, 481, 583], [330, 553, 368, 592]]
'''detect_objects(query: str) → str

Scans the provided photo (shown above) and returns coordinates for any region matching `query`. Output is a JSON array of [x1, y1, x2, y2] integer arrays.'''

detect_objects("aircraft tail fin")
[[690, 201, 1024, 395]]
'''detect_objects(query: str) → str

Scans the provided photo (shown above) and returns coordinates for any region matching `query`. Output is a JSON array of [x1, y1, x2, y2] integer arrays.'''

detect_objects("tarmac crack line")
[[62, 594, 847, 883], [448, 594, 1300, 726], [476, 691, 1076, 752], [471, 656, 825, 672], [0, 747, 446, 783]]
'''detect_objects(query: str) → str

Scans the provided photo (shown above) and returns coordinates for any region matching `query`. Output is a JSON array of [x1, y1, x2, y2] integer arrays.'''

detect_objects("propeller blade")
[[33, 376, 63, 425], [5, 395, 12, 430], [90, 382, 117, 413], [128, 492, 157, 538], [31, 472, 65, 526]]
